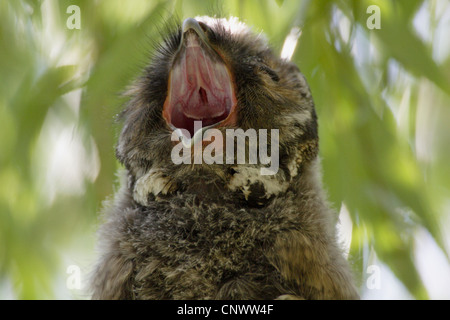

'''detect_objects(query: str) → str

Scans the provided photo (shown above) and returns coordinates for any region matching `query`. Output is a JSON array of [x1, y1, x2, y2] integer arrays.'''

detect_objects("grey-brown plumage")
[[90, 16, 359, 300]]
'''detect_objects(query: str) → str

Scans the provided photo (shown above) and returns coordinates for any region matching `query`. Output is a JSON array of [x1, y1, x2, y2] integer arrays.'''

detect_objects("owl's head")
[[117, 17, 318, 206]]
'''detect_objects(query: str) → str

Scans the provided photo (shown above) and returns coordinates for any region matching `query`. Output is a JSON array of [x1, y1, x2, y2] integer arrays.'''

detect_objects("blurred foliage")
[[1, 0, 449, 299]]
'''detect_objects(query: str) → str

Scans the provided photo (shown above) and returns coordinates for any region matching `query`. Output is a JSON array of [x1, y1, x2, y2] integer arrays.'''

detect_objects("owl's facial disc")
[[163, 18, 237, 138]]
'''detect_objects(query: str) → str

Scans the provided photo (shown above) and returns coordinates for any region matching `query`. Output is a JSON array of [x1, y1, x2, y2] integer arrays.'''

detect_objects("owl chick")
[[90, 16, 359, 300]]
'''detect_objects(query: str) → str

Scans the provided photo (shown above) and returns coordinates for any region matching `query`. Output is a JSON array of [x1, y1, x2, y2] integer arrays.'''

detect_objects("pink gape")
[[163, 30, 236, 137]]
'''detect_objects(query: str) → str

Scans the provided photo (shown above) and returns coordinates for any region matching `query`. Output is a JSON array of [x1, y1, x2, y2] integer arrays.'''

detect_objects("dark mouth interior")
[[170, 87, 232, 137], [171, 113, 230, 138]]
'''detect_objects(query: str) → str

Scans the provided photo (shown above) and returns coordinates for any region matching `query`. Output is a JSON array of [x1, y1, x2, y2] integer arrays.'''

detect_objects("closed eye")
[[258, 64, 280, 82]]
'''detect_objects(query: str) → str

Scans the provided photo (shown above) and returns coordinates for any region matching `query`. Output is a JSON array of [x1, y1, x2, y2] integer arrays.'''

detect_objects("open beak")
[[163, 18, 237, 145]]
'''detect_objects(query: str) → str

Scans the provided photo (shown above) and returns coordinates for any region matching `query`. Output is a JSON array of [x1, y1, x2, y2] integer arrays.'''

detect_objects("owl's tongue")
[[163, 25, 236, 138]]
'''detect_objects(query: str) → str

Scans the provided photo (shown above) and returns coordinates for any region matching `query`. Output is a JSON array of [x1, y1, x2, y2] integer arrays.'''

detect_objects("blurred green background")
[[1, 0, 449, 300]]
